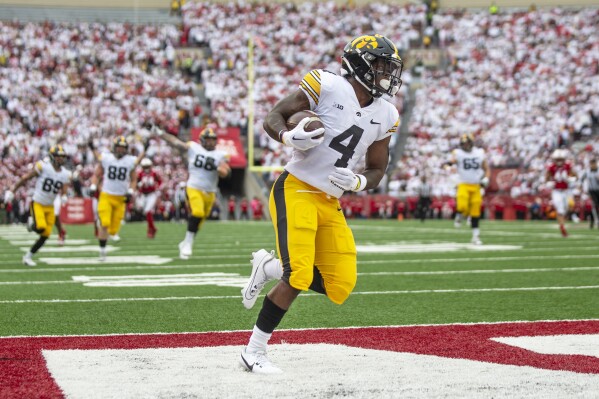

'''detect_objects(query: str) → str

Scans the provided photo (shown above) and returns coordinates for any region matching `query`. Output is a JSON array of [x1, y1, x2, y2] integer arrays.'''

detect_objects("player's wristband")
[[354, 174, 367, 191], [278, 129, 288, 143]]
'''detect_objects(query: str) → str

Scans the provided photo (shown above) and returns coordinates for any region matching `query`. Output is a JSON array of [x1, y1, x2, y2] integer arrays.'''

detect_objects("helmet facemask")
[[49, 146, 67, 167], [200, 128, 218, 151]]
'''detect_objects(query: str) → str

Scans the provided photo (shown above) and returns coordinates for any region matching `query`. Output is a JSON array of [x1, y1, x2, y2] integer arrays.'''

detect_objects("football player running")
[[137, 158, 162, 238], [546, 149, 576, 237], [238, 34, 402, 374], [152, 126, 231, 259], [448, 134, 490, 245], [4, 146, 71, 266], [90, 137, 144, 260]]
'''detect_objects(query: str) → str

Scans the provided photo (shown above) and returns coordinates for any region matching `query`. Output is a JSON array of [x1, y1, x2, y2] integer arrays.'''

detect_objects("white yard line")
[[1, 266, 597, 285], [1, 285, 599, 304], [1, 253, 599, 274]]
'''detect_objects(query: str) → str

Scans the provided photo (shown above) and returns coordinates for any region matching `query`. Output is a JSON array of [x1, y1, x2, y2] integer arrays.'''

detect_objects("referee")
[[417, 175, 433, 222], [581, 158, 599, 229]]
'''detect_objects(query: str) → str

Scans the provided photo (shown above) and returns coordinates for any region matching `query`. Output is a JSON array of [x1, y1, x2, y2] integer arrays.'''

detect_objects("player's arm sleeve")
[[298, 69, 322, 110], [379, 117, 400, 140], [34, 161, 43, 175]]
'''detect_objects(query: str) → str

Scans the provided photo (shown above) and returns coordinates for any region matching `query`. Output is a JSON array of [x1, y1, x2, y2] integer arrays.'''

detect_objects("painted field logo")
[[1, 321, 598, 398]]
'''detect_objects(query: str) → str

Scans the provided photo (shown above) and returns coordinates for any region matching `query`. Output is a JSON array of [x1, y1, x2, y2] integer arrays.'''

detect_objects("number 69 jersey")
[[286, 69, 400, 198], [100, 153, 138, 196], [186, 141, 228, 193], [452, 147, 486, 184], [32, 160, 72, 205]]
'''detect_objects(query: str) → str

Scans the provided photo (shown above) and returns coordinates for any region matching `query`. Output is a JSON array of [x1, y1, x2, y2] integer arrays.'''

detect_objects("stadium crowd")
[[397, 7, 599, 201], [1, 3, 598, 224]]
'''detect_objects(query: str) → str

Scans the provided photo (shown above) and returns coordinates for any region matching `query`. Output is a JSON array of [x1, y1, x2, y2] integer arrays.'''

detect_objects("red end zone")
[[1, 320, 598, 399]]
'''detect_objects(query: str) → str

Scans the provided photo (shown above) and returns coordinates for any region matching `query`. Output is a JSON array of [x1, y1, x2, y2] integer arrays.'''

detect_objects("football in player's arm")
[[238, 34, 403, 374]]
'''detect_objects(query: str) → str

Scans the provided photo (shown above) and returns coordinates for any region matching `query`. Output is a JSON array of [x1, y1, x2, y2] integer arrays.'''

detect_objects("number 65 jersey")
[[32, 160, 71, 205], [100, 153, 137, 196], [286, 69, 400, 198], [186, 141, 228, 193], [452, 147, 486, 184]]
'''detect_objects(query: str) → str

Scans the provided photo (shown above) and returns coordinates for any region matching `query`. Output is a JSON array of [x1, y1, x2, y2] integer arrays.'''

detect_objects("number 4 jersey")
[[100, 153, 137, 196], [288, 69, 400, 198], [186, 142, 228, 193], [453, 147, 486, 184], [32, 160, 72, 205]]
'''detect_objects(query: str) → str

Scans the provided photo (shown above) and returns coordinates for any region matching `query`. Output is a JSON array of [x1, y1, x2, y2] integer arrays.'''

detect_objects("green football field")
[[0, 219, 598, 337]]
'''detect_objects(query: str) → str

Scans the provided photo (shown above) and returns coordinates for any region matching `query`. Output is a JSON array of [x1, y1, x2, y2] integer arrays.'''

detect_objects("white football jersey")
[[100, 152, 137, 196], [186, 142, 228, 192], [453, 147, 486, 184], [287, 69, 400, 198], [32, 160, 71, 205]]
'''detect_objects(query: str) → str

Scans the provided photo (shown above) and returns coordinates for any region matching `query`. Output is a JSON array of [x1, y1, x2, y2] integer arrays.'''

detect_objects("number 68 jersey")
[[287, 69, 400, 198], [32, 160, 72, 205], [186, 141, 228, 193], [452, 147, 486, 184], [100, 152, 137, 196]]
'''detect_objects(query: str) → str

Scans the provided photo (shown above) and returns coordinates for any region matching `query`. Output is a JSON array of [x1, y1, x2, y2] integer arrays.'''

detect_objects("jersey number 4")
[[42, 178, 63, 194], [330, 125, 364, 168]]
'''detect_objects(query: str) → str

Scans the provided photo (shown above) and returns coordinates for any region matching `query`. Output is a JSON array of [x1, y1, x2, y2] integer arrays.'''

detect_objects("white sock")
[[24, 251, 32, 259], [473, 228, 480, 239], [100, 248, 107, 256], [455, 214, 461, 222], [265, 258, 283, 280], [184, 231, 195, 244], [246, 325, 272, 354]]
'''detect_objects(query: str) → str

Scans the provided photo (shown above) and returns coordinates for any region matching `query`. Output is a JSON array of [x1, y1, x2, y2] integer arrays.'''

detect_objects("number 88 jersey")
[[286, 69, 400, 198], [186, 141, 228, 193], [100, 153, 137, 196], [32, 160, 72, 205]]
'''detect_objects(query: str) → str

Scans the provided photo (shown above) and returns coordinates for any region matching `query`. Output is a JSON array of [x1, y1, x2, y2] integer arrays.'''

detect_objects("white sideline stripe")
[[1, 266, 598, 286], [1, 253, 599, 273], [2, 285, 599, 304], [2, 318, 599, 339]]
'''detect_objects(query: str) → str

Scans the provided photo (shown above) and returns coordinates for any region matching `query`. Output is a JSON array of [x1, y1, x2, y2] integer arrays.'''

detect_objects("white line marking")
[[20, 246, 119, 253], [356, 243, 521, 253], [1, 266, 597, 286], [39, 256, 172, 265], [1, 254, 599, 273], [1, 285, 598, 304], [72, 273, 247, 288], [492, 335, 599, 358], [359, 266, 599, 276]]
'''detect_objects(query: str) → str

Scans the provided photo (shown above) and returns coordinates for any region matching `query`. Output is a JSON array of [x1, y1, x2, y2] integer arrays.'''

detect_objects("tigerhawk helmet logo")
[[351, 35, 379, 50]]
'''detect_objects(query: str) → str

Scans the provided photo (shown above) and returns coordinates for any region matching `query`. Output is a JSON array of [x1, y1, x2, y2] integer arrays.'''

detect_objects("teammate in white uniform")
[[90, 136, 141, 260], [238, 34, 403, 374], [449, 134, 490, 244], [152, 126, 231, 259], [5, 146, 71, 266]]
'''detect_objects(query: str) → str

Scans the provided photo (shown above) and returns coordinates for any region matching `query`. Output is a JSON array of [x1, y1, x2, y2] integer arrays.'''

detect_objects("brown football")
[[286, 110, 325, 139]]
